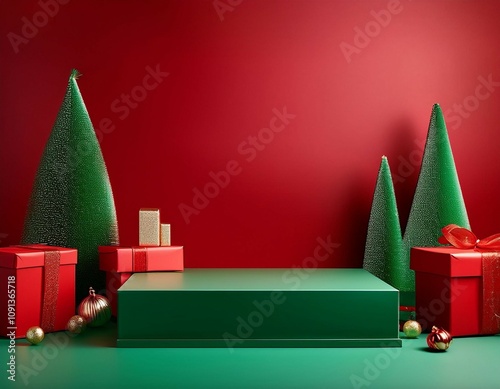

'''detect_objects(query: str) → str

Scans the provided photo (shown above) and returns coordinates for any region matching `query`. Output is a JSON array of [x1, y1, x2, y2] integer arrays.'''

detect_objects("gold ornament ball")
[[67, 315, 87, 334], [26, 326, 44, 345], [403, 320, 422, 338]]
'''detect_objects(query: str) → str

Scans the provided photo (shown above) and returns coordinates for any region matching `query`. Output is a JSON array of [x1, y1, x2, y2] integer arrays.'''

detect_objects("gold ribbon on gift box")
[[481, 252, 500, 334], [18, 245, 61, 332]]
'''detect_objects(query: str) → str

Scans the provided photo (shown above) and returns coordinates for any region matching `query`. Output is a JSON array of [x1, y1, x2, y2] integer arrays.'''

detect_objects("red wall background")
[[1, 0, 500, 268]]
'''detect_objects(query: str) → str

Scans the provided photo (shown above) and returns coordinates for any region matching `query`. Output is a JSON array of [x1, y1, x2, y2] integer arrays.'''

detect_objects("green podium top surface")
[[119, 268, 397, 292]]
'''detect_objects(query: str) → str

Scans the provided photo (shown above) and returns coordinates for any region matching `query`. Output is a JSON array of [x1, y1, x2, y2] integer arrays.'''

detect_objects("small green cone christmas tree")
[[403, 103, 470, 292], [363, 156, 409, 292], [22, 69, 119, 302]]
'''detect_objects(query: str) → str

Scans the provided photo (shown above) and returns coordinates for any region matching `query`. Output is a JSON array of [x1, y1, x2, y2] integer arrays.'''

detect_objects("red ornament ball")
[[427, 326, 453, 351], [78, 287, 111, 327]]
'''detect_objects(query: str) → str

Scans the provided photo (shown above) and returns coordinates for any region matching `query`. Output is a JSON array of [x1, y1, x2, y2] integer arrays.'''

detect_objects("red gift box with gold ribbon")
[[0, 245, 77, 338], [98, 246, 184, 316], [410, 225, 500, 336]]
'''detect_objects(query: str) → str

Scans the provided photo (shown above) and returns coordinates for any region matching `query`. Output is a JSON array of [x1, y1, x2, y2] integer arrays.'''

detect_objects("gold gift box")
[[139, 208, 160, 246], [161, 223, 171, 246]]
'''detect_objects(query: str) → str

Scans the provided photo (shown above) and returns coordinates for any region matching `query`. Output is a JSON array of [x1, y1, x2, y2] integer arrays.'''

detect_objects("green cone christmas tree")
[[363, 156, 409, 292], [403, 103, 470, 291], [22, 69, 119, 302]]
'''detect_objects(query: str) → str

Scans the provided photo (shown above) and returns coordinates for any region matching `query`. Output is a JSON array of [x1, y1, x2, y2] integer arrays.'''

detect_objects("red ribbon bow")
[[438, 224, 500, 250]]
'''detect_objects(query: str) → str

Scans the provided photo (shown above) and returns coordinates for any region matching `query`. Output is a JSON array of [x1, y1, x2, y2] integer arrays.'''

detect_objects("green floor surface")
[[1, 322, 499, 389]]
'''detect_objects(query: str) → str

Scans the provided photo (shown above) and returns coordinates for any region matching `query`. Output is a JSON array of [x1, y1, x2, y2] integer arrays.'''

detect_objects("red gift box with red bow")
[[410, 225, 500, 336], [98, 246, 184, 316], [0, 245, 77, 338]]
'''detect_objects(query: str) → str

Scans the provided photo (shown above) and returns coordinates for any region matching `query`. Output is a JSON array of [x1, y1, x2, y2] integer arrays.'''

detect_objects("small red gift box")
[[0, 245, 77, 338], [411, 246, 500, 336], [99, 246, 184, 315]]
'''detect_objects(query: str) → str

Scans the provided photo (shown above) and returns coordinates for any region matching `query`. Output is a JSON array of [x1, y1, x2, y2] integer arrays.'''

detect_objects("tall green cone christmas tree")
[[403, 103, 470, 292], [363, 156, 409, 292], [22, 69, 119, 302]]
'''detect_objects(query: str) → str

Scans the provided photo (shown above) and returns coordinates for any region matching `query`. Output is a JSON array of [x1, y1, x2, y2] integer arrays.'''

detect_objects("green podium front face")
[[117, 269, 401, 348]]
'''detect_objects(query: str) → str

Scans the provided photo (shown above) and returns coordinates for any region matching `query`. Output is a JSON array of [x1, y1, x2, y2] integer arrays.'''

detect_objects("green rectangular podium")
[[117, 269, 401, 348]]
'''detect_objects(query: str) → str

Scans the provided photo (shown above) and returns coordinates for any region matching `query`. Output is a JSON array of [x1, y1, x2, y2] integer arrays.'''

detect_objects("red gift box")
[[99, 246, 184, 315], [410, 246, 500, 336], [0, 245, 77, 338]]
